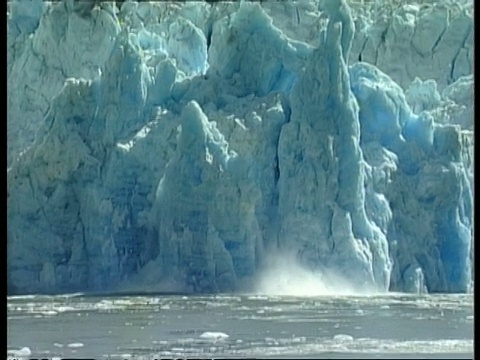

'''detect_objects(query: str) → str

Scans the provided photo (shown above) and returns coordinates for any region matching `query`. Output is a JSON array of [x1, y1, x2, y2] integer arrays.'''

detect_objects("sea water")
[[7, 293, 473, 359]]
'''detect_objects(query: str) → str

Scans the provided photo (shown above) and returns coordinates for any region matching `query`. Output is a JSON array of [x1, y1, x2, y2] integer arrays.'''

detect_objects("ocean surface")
[[7, 293, 474, 359]]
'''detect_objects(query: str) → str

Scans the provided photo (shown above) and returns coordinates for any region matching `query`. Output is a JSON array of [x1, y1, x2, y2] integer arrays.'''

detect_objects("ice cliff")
[[7, 0, 473, 295]]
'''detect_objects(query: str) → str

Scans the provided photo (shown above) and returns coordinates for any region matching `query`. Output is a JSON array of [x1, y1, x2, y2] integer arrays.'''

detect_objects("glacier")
[[7, 0, 473, 295]]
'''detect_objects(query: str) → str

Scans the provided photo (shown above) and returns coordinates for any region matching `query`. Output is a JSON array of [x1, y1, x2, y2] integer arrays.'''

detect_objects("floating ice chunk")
[[41, 310, 58, 316], [7, 347, 32, 357], [199, 332, 229, 340], [292, 336, 306, 343], [67, 342, 84, 348], [333, 334, 354, 342], [56, 306, 76, 313]]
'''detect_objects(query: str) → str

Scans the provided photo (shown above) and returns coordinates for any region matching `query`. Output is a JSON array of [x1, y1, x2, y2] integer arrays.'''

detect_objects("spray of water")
[[253, 251, 373, 296]]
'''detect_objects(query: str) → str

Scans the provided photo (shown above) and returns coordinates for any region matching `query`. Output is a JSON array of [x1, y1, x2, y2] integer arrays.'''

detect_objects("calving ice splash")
[[7, 0, 473, 295]]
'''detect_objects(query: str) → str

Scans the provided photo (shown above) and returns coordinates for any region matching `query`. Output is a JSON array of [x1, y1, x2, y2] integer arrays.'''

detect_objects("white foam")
[[171, 347, 185, 352], [107, 354, 132, 359], [8, 295, 41, 300], [253, 252, 371, 297], [333, 334, 354, 342], [247, 295, 269, 300], [114, 299, 134, 306], [236, 338, 474, 357]]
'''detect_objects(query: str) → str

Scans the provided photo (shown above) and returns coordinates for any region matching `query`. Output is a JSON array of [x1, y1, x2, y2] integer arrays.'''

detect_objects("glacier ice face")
[[8, 0, 45, 36], [348, 1, 473, 91], [276, 9, 390, 291], [7, 0, 473, 294], [7, 1, 119, 166], [349, 62, 472, 293], [405, 78, 443, 114]]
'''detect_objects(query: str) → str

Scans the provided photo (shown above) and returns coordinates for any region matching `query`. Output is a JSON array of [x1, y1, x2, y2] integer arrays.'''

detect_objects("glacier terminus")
[[7, 0, 473, 295]]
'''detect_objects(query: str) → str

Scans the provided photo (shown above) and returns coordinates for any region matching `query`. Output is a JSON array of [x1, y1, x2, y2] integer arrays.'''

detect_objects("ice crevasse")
[[7, 0, 473, 294]]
